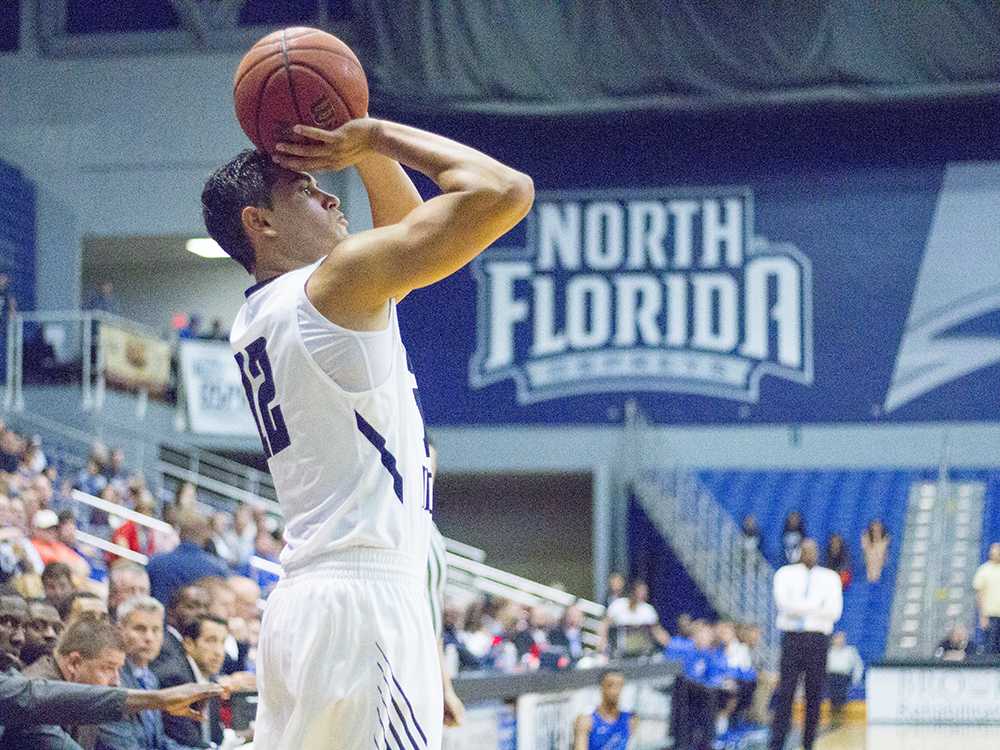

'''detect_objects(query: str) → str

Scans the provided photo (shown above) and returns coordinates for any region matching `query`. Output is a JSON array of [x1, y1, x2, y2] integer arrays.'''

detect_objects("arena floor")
[[818, 724, 1000, 749]]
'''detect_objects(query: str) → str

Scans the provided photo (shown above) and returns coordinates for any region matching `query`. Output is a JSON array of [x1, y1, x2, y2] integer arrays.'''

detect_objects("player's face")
[[271, 171, 348, 250], [600, 673, 624, 705]]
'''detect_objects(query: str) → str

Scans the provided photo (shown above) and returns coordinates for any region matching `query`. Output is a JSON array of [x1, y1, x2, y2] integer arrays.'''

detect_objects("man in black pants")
[[768, 539, 843, 750]]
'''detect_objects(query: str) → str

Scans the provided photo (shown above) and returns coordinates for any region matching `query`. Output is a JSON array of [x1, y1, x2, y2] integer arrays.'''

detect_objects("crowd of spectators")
[[0, 418, 272, 747]]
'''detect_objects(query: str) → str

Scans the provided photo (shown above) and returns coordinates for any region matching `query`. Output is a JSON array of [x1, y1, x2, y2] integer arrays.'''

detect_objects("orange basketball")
[[233, 27, 368, 154]]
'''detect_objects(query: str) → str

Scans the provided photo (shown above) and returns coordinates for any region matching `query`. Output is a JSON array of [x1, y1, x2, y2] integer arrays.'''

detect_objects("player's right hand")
[[273, 119, 378, 173]]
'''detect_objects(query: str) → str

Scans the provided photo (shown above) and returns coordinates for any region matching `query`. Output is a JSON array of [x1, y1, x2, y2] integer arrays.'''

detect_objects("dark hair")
[[180, 614, 228, 641], [41, 562, 73, 583], [56, 616, 123, 659], [55, 591, 101, 622], [599, 668, 625, 684], [167, 584, 206, 613], [201, 149, 283, 274], [56, 510, 75, 525]]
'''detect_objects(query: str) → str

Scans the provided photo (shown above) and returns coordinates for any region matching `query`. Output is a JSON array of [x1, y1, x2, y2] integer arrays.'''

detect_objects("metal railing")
[[621, 401, 779, 670], [5, 309, 172, 414]]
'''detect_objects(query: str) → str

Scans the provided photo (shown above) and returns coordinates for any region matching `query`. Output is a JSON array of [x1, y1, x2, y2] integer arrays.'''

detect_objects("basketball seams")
[[254, 65, 291, 149], [234, 27, 368, 151], [234, 43, 361, 91], [285, 63, 355, 126]]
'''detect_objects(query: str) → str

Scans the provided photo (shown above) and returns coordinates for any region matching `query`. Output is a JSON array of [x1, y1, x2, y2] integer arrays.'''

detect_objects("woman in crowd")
[[825, 533, 853, 589], [861, 519, 891, 583]]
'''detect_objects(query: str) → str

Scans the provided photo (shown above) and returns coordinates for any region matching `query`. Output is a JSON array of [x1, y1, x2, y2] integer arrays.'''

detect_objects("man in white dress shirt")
[[768, 538, 842, 750]]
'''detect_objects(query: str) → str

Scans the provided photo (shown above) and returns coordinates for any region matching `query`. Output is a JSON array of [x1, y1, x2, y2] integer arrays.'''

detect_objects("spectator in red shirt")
[[30, 510, 89, 581], [111, 493, 158, 561]]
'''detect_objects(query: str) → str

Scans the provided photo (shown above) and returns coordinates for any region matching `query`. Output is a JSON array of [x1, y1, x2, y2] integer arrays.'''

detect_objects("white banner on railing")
[[179, 340, 257, 436]]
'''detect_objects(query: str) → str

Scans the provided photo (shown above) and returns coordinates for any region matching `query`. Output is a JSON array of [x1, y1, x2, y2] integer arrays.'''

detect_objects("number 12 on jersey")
[[235, 337, 291, 458]]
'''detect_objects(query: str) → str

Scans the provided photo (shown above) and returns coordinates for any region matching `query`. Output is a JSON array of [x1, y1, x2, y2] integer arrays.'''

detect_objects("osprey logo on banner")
[[470, 188, 814, 405], [884, 162, 1000, 413]]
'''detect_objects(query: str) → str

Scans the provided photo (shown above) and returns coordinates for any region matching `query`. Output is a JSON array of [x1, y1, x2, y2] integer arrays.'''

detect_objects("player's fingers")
[[293, 124, 339, 142], [275, 141, 332, 157]]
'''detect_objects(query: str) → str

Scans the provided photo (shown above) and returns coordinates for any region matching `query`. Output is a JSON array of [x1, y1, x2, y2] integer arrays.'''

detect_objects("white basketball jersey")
[[229, 260, 433, 573]]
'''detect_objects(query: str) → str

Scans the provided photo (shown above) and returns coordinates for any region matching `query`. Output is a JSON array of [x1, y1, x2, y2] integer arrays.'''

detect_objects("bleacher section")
[[696, 469, 923, 669], [690, 468, 999, 667]]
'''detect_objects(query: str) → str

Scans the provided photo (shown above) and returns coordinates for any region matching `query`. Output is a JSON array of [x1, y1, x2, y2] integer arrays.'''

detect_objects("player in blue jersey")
[[573, 669, 639, 750]]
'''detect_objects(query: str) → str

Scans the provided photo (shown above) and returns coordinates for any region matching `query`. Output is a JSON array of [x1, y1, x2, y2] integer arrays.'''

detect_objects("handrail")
[[443, 537, 487, 563], [75, 529, 148, 564], [445, 553, 606, 618], [157, 461, 281, 514], [249, 555, 283, 577], [15, 309, 168, 340], [71, 489, 174, 532]]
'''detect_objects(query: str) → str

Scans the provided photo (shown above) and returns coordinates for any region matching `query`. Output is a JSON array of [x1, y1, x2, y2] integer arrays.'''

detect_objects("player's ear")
[[242, 205, 276, 238]]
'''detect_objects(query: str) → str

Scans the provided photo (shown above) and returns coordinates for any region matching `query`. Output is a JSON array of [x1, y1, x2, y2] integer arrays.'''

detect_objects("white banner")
[[442, 703, 515, 750], [868, 665, 1000, 724], [179, 340, 258, 436]]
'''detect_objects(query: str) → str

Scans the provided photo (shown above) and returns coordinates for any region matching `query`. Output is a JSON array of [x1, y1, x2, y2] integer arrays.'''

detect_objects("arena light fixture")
[[185, 238, 228, 258]]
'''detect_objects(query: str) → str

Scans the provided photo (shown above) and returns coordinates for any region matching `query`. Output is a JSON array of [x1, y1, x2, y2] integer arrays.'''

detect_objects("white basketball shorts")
[[252, 548, 443, 750]]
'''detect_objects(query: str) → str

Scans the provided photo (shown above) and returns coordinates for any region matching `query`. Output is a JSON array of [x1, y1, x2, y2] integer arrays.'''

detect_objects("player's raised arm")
[[273, 118, 534, 322]]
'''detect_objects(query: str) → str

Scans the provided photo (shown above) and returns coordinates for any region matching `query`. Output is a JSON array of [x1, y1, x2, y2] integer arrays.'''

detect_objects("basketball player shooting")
[[200, 117, 532, 750]]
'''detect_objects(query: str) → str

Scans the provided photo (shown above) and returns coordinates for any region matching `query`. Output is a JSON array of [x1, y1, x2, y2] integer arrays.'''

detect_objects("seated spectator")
[[740, 515, 762, 569], [0, 594, 28, 670], [604, 571, 626, 607], [227, 576, 261, 624], [934, 623, 971, 662], [105, 449, 129, 493], [157, 615, 227, 748], [57, 591, 109, 625], [0, 670, 222, 746], [151, 585, 211, 688], [31, 509, 91, 581], [107, 562, 151, 620], [236, 528, 281, 594], [75, 458, 109, 500], [513, 605, 553, 661], [18, 615, 127, 748], [825, 533, 853, 590], [781, 511, 805, 564], [206, 512, 239, 565], [601, 580, 668, 657], [714, 620, 756, 734], [194, 576, 251, 677], [457, 601, 494, 663], [826, 631, 864, 724], [668, 620, 728, 750], [229, 506, 257, 566], [21, 600, 62, 667], [675, 613, 694, 638], [41, 561, 77, 609], [56, 510, 107, 583], [110, 494, 158, 561], [549, 603, 586, 662], [441, 603, 482, 672], [861, 519, 891, 583], [97, 595, 179, 750], [147, 512, 229, 606], [734, 623, 777, 727], [0, 497, 45, 588]]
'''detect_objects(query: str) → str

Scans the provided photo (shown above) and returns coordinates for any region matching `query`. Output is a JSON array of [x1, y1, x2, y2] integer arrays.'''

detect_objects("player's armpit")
[[307, 176, 532, 327]]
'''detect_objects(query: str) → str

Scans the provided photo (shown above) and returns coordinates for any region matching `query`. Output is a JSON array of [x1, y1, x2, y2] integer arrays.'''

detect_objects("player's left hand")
[[443, 686, 465, 727]]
